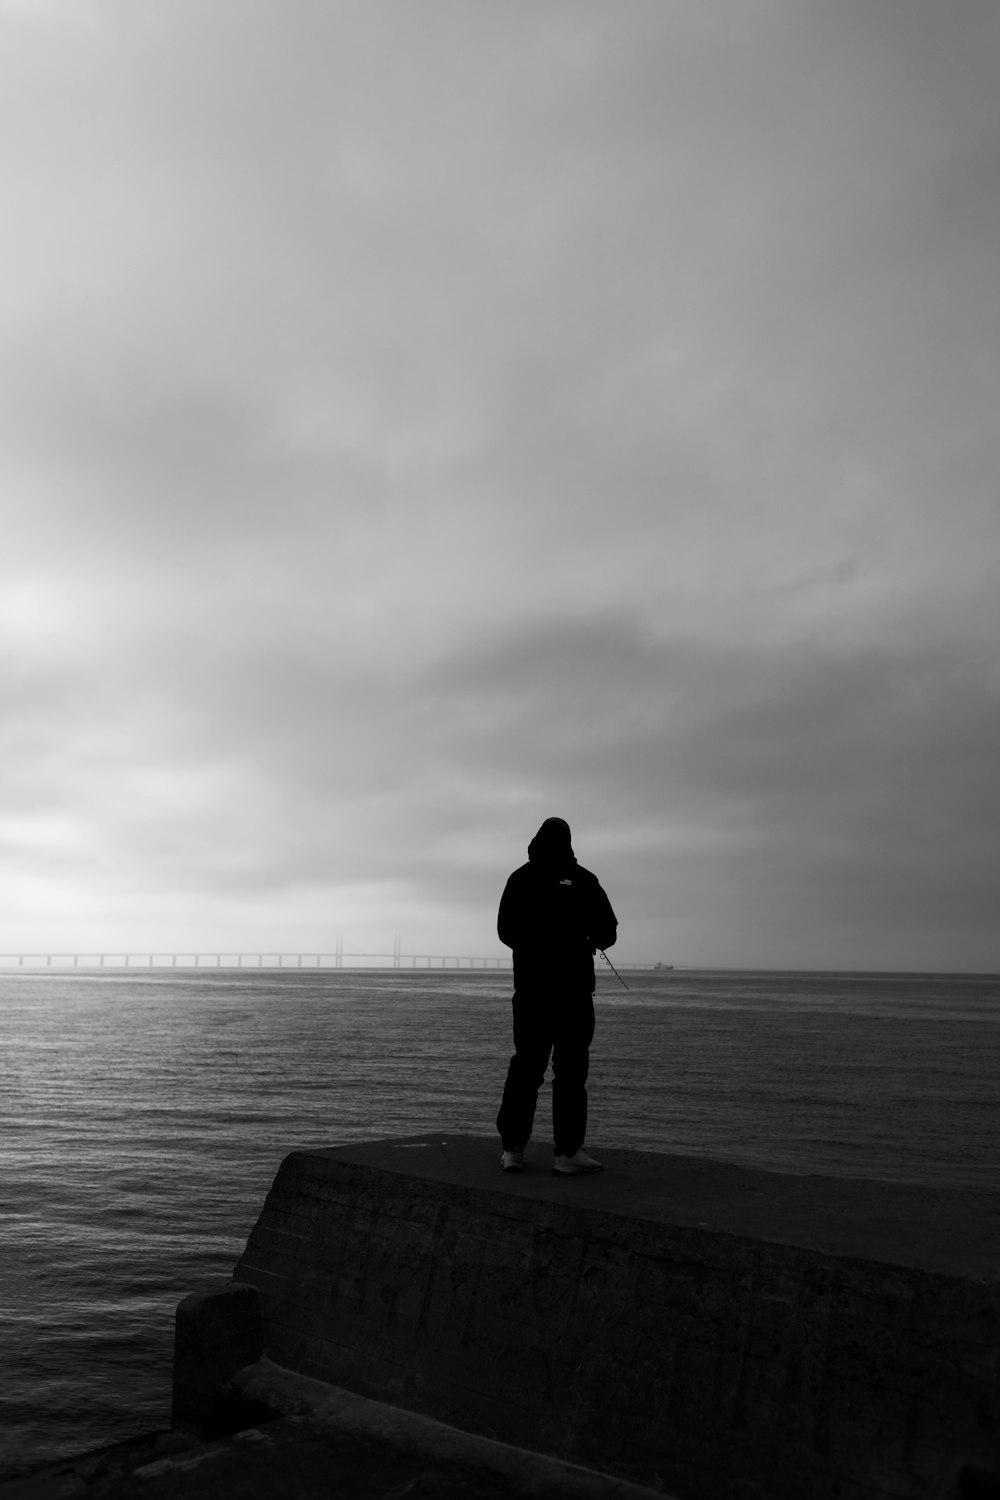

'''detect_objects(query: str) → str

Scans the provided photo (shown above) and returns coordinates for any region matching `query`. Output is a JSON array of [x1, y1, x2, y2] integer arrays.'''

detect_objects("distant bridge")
[[0, 950, 511, 971]]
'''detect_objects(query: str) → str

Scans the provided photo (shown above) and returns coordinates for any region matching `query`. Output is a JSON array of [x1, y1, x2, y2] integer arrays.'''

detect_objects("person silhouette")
[[495, 818, 618, 1175]]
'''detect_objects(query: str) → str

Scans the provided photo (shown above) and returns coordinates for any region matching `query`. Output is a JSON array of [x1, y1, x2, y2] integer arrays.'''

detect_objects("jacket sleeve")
[[497, 876, 520, 950], [585, 880, 618, 951]]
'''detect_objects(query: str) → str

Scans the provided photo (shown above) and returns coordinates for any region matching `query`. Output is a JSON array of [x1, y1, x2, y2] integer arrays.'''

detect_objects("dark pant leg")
[[496, 991, 553, 1150], [550, 994, 596, 1157]]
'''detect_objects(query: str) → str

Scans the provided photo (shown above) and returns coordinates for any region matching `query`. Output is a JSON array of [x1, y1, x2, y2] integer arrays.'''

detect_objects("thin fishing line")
[[598, 949, 630, 990]]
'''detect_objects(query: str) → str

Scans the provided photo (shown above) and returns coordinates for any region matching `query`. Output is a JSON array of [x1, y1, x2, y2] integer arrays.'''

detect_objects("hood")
[[527, 817, 577, 874]]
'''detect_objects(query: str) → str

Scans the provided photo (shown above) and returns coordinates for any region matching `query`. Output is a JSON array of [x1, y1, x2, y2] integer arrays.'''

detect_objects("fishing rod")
[[598, 948, 630, 991]]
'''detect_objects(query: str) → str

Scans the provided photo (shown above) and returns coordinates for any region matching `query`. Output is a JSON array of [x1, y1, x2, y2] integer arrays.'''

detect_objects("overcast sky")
[[2, 0, 998, 969]]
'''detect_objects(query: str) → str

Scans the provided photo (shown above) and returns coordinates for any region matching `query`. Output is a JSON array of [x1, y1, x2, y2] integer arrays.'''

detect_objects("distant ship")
[[653, 962, 674, 970]]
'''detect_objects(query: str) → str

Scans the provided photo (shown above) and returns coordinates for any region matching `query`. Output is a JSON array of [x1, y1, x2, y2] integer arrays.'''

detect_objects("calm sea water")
[[1, 966, 997, 1479]]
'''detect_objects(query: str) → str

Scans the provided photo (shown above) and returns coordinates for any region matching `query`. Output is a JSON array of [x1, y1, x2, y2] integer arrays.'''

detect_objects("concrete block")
[[171, 1281, 264, 1436], [193, 1134, 999, 1498]]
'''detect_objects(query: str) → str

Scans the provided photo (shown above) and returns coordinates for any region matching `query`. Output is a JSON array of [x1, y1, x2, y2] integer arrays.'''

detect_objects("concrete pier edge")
[[217, 1134, 999, 1499]]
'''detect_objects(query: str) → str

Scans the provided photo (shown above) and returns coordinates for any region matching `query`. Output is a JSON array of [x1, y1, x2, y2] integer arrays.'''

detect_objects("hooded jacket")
[[497, 818, 618, 994]]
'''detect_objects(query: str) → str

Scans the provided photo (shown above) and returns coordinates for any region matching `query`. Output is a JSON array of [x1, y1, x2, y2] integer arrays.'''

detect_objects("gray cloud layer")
[[2, 0, 998, 966]]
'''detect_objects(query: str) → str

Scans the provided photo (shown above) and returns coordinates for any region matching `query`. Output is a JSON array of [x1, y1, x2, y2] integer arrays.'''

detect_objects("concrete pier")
[[169, 1134, 999, 1500]]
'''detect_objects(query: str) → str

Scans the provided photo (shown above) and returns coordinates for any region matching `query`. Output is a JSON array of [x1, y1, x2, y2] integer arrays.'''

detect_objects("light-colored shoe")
[[552, 1149, 603, 1175], [500, 1149, 525, 1172]]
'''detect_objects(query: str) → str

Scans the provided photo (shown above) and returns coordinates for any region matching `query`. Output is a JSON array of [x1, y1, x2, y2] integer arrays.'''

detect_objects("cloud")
[[10, 597, 994, 966], [1, 0, 998, 965]]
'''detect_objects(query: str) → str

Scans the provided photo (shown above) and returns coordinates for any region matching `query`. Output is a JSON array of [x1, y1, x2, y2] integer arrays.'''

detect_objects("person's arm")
[[586, 882, 618, 951], [497, 876, 519, 949]]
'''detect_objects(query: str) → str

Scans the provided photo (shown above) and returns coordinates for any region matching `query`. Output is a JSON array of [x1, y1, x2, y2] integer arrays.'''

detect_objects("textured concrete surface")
[[229, 1134, 999, 1500], [0, 1379, 666, 1500], [306, 1134, 1000, 1278]]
